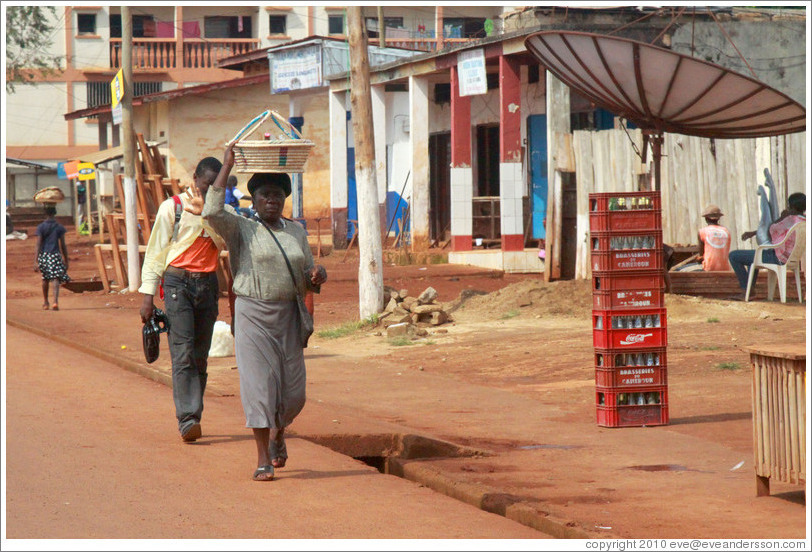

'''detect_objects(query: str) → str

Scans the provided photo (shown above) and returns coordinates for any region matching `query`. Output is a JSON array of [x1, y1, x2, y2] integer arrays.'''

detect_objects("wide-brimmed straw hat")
[[702, 204, 723, 218]]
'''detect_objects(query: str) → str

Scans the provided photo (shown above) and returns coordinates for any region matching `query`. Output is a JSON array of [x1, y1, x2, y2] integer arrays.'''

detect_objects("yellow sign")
[[77, 162, 96, 181], [110, 68, 124, 108]]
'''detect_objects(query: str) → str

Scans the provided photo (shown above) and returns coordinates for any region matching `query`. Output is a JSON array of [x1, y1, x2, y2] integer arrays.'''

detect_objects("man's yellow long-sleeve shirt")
[[138, 193, 228, 296]]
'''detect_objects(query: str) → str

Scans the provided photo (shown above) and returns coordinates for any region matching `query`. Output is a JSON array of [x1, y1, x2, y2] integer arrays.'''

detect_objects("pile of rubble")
[[378, 286, 454, 339]]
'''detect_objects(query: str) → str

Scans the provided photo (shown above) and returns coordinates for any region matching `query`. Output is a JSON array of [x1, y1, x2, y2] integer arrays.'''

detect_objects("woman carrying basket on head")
[[34, 204, 71, 310], [187, 138, 327, 482]]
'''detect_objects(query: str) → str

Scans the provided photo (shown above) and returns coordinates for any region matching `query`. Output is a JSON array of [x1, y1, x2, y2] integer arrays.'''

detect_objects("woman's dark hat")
[[247, 173, 291, 197]]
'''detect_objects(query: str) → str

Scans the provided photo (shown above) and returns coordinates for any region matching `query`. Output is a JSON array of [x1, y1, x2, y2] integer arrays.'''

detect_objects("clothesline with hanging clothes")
[[139, 19, 201, 38]]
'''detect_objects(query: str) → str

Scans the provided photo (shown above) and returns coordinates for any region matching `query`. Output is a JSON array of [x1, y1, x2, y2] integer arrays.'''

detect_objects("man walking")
[[139, 157, 230, 442]]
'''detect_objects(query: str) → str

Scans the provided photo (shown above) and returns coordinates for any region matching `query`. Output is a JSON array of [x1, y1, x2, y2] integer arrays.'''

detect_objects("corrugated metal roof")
[[64, 74, 269, 120], [5, 158, 58, 171]]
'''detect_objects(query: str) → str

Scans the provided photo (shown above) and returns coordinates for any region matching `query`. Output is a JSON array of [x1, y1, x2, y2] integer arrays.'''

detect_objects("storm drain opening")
[[355, 455, 388, 473], [304, 432, 573, 537], [305, 433, 489, 475]]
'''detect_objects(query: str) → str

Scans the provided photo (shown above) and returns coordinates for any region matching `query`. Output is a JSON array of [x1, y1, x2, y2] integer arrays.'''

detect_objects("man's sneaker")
[[181, 422, 202, 442]]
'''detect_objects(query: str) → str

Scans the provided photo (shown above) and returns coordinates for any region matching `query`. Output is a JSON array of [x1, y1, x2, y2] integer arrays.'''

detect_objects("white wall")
[[71, 7, 112, 71], [385, 92, 412, 199], [5, 83, 70, 146]]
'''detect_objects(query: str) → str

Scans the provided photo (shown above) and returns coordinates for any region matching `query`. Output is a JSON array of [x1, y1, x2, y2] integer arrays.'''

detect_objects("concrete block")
[[386, 323, 415, 338], [418, 286, 438, 305]]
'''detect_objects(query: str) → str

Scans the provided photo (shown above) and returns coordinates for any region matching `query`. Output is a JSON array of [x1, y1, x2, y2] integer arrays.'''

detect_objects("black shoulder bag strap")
[[256, 217, 302, 295]]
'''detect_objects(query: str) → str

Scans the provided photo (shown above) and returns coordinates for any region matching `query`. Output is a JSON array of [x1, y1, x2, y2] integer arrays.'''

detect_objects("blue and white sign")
[[270, 45, 322, 93], [457, 48, 487, 97]]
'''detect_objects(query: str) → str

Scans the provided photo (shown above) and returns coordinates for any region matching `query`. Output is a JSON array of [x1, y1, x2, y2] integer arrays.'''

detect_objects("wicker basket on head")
[[33, 186, 66, 204], [229, 109, 314, 174]]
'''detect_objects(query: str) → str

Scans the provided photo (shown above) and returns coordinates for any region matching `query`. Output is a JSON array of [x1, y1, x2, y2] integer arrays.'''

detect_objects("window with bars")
[[328, 14, 344, 35], [87, 81, 162, 110]]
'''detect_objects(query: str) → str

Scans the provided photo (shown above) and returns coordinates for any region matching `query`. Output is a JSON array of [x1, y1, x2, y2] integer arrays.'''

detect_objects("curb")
[[6, 318, 229, 397], [9, 317, 594, 539], [392, 459, 597, 539]]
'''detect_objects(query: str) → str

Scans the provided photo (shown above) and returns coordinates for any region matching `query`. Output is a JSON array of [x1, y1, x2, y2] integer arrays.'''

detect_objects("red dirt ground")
[[4, 228, 808, 539]]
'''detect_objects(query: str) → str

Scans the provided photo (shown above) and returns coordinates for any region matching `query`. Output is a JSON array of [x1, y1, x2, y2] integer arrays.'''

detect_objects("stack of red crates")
[[589, 191, 669, 428]]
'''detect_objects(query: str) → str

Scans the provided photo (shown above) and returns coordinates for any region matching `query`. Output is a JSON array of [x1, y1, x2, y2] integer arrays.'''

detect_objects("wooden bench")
[[746, 344, 806, 496], [668, 270, 806, 301]]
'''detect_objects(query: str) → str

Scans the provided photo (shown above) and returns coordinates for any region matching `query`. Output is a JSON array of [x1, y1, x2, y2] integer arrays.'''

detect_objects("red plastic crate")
[[590, 231, 663, 253], [595, 385, 669, 427], [596, 403, 669, 427], [593, 270, 664, 291], [589, 192, 662, 213], [596, 385, 668, 407], [595, 365, 668, 387], [591, 249, 664, 272], [595, 348, 667, 369], [592, 308, 667, 349], [589, 208, 662, 233], [593, 288, 665, 310]]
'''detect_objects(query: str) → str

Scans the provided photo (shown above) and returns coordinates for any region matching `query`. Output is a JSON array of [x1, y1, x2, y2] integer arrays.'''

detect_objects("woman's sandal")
[[51, 304, 59, 311], [269, 431, 288, 469], [252, 465, 274, 481], [42, 303, 50, 310]]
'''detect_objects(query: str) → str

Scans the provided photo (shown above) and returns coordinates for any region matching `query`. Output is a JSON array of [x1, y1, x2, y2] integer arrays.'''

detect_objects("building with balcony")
[[5, 5, 514, 173]]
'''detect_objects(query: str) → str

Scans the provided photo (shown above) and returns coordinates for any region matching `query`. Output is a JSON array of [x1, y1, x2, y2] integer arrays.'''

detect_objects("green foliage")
[[316, 314, 379, 339], [706, 317, 720, 323], [388, 337, 413, 346], [6, 6, 62, 92], [501, 309, 520, 320], [716, 362, 740, 371]]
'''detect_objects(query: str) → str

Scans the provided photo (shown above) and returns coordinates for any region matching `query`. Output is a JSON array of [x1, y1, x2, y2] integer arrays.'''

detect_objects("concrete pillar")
[[409, 75, 431, 250], [499, 55, 524, 252], [371, 84, 388, 230], [330, 90, 349, 249], [450, 65, 473, 251], [288, 114, 304, 221]]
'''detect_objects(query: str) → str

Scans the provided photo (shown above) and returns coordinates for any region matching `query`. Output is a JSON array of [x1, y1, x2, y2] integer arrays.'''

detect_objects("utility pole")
[[346, 7, 384, 319], [121, 6, 140, 291], [377, 6, 385, 47]]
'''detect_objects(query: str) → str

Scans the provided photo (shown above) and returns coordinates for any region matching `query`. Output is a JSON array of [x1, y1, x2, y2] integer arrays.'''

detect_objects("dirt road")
[[4, 325, 544, 539], [4, 232, 808, 540]]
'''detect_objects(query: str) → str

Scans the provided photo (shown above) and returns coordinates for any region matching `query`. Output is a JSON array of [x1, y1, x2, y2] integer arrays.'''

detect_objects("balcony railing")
[[368, 37, 474, 52], [110, 38, 260, 70]]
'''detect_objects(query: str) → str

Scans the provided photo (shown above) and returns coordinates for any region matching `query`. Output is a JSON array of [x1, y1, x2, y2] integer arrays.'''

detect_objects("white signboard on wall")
[[457, 48, 487, 97], [270, 45, 322, 93]]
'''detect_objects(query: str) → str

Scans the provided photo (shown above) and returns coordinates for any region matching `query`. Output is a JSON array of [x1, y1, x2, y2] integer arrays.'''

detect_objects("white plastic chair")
[[745, 221, 806, 303]]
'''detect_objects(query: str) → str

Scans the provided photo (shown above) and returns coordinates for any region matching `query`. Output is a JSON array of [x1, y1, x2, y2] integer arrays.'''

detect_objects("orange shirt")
[[699, 225, 731, 271], [169, 235, 219, 273]]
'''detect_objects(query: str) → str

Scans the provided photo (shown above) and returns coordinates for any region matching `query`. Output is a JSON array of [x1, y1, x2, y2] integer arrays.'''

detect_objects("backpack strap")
[[171, 195, 182, 242]]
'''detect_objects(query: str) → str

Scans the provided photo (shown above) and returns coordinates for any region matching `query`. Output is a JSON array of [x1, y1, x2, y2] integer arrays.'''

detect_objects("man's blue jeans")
[[728, 248, 780, 290], [163, 270, 219, 435]]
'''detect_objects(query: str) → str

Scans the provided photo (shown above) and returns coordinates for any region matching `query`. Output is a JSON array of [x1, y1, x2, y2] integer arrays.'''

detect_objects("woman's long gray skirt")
[[234, 296, 306, 429]]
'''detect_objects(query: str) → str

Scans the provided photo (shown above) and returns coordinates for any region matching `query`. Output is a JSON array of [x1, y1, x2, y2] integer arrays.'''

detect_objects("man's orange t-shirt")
[[170, 235, 219, 273], [699, 225, 731, 271]]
